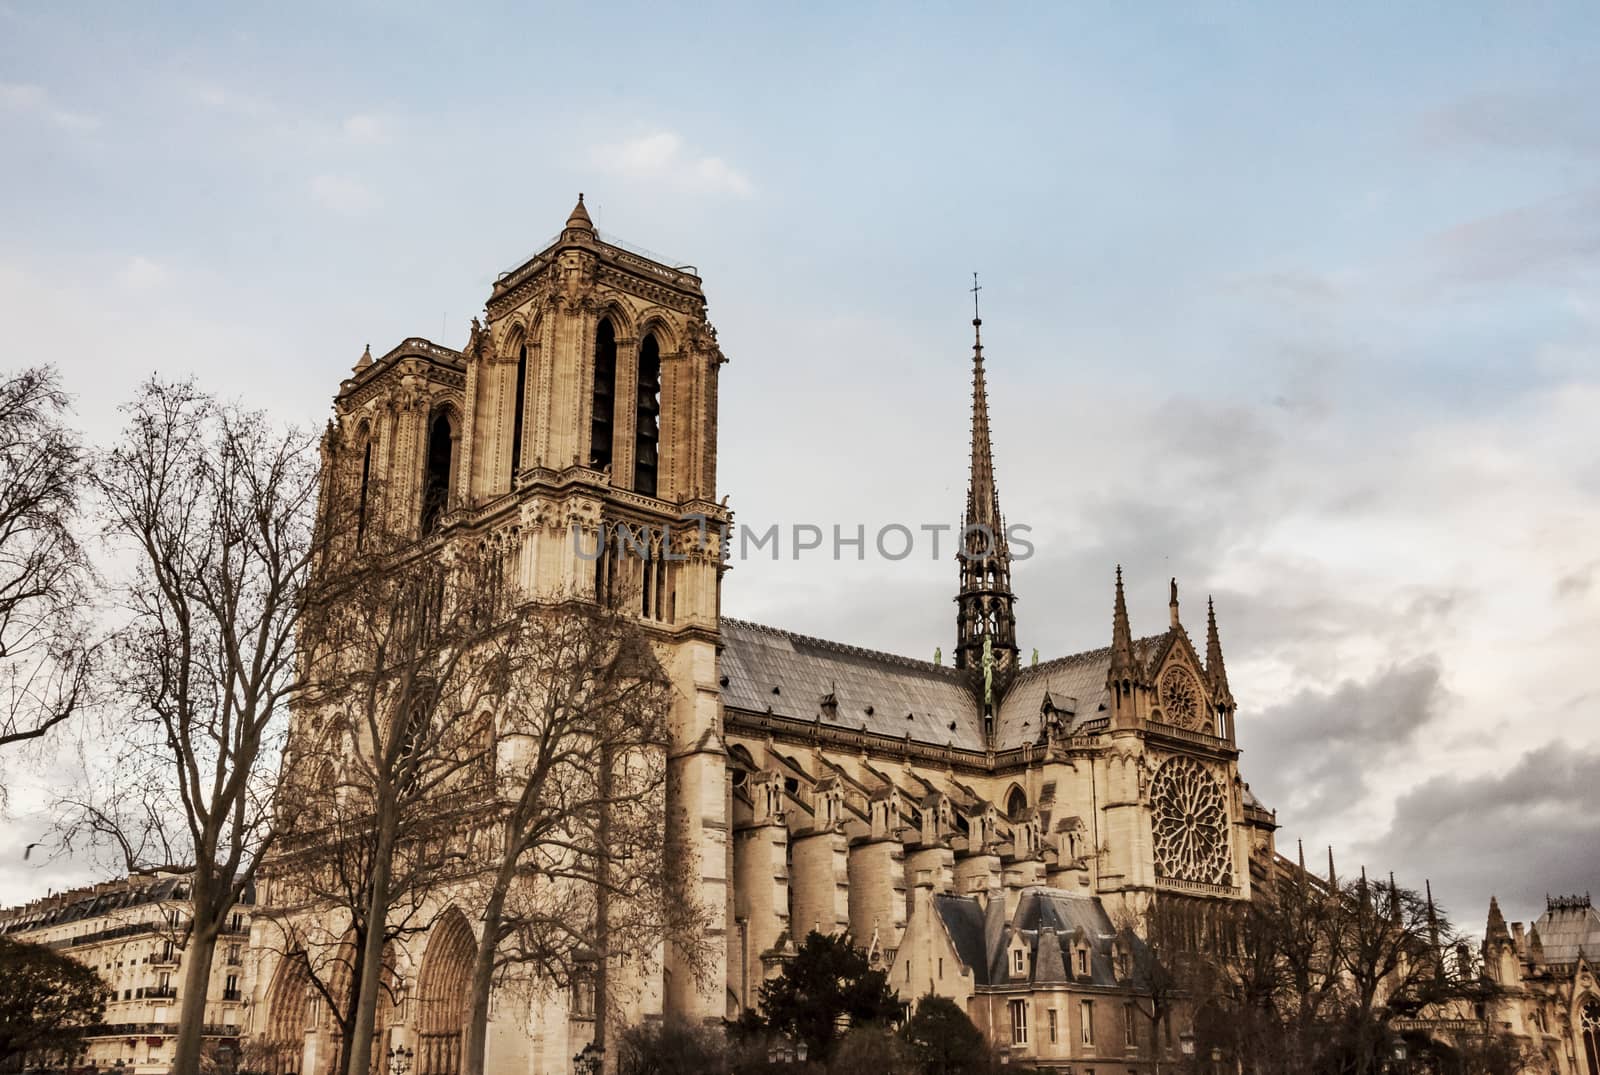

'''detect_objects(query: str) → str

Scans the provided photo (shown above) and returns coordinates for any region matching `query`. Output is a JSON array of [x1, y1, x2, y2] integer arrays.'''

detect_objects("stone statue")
[[1031, 647, 1039, 667], [933, 647, 942, 666], [982, 637, 994, 707]]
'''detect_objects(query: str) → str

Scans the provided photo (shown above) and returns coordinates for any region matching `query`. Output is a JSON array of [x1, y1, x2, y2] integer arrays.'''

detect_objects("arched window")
[[634, 333, 661, 496], [356, 439, 372, 549], [1583, 997, 1599, 1075], [421, 410, 453, 535], [1007, 786, 1028, 822], [509, 344, 528, 481], [590, 319, 616, 471]]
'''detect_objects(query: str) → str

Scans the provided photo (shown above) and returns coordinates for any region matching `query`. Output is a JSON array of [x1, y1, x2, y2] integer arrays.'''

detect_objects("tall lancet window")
[[356, 440, 372, 549], [509, 344, 528, 482], [634, 333, 661, 496], [590, 319, 617, 471], [421, 410, 453, 535]]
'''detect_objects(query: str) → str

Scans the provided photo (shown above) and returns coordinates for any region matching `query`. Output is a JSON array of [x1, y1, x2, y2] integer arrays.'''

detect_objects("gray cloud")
[[1249, 659, 1447, 824], [1354, 741, 1600, 932], [1418, 89, 1600, 159]]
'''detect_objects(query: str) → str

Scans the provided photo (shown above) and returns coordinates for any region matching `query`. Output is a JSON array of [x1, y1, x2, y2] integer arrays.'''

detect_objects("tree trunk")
[[169, 916, 220, 1075], [461, 881, 509, 1075], [346, 817, 396, 1075]]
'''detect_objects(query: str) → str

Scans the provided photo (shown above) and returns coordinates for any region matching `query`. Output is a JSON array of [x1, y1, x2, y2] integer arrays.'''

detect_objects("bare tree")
[[0, 367, 91, 767], [457, 596, 712, 1075], [283, 519, 513, 1075], [62, 378, 323, 1075]]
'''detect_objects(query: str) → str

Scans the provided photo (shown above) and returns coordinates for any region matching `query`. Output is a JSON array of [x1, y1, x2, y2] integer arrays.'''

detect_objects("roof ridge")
[[722, 618, 1166, 681], [720, 617, 965, 676]]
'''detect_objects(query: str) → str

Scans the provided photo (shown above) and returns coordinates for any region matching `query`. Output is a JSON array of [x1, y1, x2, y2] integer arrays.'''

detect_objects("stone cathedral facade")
[[254, 197, 1283, 1074]]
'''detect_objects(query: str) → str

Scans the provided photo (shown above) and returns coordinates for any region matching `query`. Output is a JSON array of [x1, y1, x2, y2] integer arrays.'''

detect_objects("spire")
[[954, 273, 1017, 691], [565, 192, 595, 234], [1327, 846, 1337, 890], [1206, 596, 1235, 708], [1487, 895, 1511, 944], [1426, 880, 1442, 959], [1109, 565, 1141, 683], [1388, 871, 1401, 921], [354, 342, 372, 372]]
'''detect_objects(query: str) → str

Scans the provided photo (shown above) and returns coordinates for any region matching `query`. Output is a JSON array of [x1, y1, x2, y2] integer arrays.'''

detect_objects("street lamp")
[[573, 1042, 604, 1075], [385, 1044, 413, 1075], [1179, 1030, 1196, 1057]]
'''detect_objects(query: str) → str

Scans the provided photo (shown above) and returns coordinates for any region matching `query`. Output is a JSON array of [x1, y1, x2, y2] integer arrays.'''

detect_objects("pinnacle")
[[566, 192, 594, 232]]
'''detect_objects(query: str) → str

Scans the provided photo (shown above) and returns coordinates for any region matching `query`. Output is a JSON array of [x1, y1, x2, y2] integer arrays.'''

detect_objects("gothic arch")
[[594, 297, 638, 342], [416, 908, 475, 1075], [1004, 784, 1028, 822], [261, 954, 313, 1074], [1581, 994, 1600, 1075], [635, 310, 680, 354], [420, 404, 460, 535]]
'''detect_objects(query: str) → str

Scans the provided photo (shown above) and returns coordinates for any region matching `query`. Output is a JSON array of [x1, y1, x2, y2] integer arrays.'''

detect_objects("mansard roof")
[[933, 888, 1150, 990]]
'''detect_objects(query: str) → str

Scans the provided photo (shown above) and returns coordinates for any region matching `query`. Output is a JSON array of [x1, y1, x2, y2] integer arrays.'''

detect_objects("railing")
[[1146, 720, 1231, 752], [222, 988, 242, 1001], [87, 1022, 240, 1038], [138, 985, 177, 999], [1156, 875, 1241, 898]]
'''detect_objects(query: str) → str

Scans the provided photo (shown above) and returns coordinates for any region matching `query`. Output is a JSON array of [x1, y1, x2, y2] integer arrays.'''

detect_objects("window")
[[1013, 949, 1025, 975], [1081, 1000, 1095, 1046], [1077, 948, 1088, 975], [1009, 999, 1029, 1046], [634, 333, 661, 496], [590, 318, 616, 470], [1124, 1002, 1135, 1047], [356, 440, 372, 548], [510, 344, 528, 479], [1048, 1008, 1058, 1044], [937, 957, 943, 978], [420, 410, 454, 534]]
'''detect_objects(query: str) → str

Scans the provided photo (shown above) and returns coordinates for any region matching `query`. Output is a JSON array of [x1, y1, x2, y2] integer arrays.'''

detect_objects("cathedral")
[[251, 197, 1590, 1074]]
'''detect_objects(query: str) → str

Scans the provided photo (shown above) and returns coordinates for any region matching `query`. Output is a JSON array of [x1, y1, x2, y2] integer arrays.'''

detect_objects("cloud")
[[308, 173, 379, 215], [1355, 742, 1600, 927], [1248, 660, 1447, 823], [588, 131, 754, 198], [116, 256, 171, 290], [1419, 89, 1600, 159], [342, 113, 391, 145], [0, 81, 97, 130]]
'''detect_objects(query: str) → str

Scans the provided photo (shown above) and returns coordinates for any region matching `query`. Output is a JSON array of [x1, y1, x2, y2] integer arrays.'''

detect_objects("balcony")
[[222, 989, 241, 1001], [138, 985, 177, 1000]]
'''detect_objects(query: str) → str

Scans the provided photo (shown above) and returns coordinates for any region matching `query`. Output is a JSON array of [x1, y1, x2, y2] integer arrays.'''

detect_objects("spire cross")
[[970, 271, 982, 323]]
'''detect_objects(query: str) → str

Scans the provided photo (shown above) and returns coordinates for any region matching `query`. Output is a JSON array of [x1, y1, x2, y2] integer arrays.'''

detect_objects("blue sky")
[[2, 2, 1599, 933]]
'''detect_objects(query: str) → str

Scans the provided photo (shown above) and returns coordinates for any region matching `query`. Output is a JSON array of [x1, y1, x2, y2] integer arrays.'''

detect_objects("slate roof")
[[992, 637, 1163, 750], [933, 887, 1154, 990], [1532, 899, 1600, 964], [0, 874, 254, 935], [720, 619, 987, 750]]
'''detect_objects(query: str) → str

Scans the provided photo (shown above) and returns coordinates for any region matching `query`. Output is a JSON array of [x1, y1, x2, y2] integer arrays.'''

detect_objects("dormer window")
[[1077, 948, 1089, 976], [1013, 948, 1026, 975]]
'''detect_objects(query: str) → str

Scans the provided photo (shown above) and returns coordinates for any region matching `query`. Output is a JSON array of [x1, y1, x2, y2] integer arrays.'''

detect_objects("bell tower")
[[458, 195, 732, 1022]]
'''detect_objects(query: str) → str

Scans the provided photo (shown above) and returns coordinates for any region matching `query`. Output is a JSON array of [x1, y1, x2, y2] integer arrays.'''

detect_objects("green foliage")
[[828, 1025, 914, 1075], [899, 995, 992, 1075], [619, 1018, 733, 1075], [0, 935, 105, 1067], [755, 932, 902, 1062]]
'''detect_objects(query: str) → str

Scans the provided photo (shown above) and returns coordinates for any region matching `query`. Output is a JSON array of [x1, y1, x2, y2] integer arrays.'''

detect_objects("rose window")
[[1150, 756, 1231, 885], [1159, 666, 1203, 731]]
